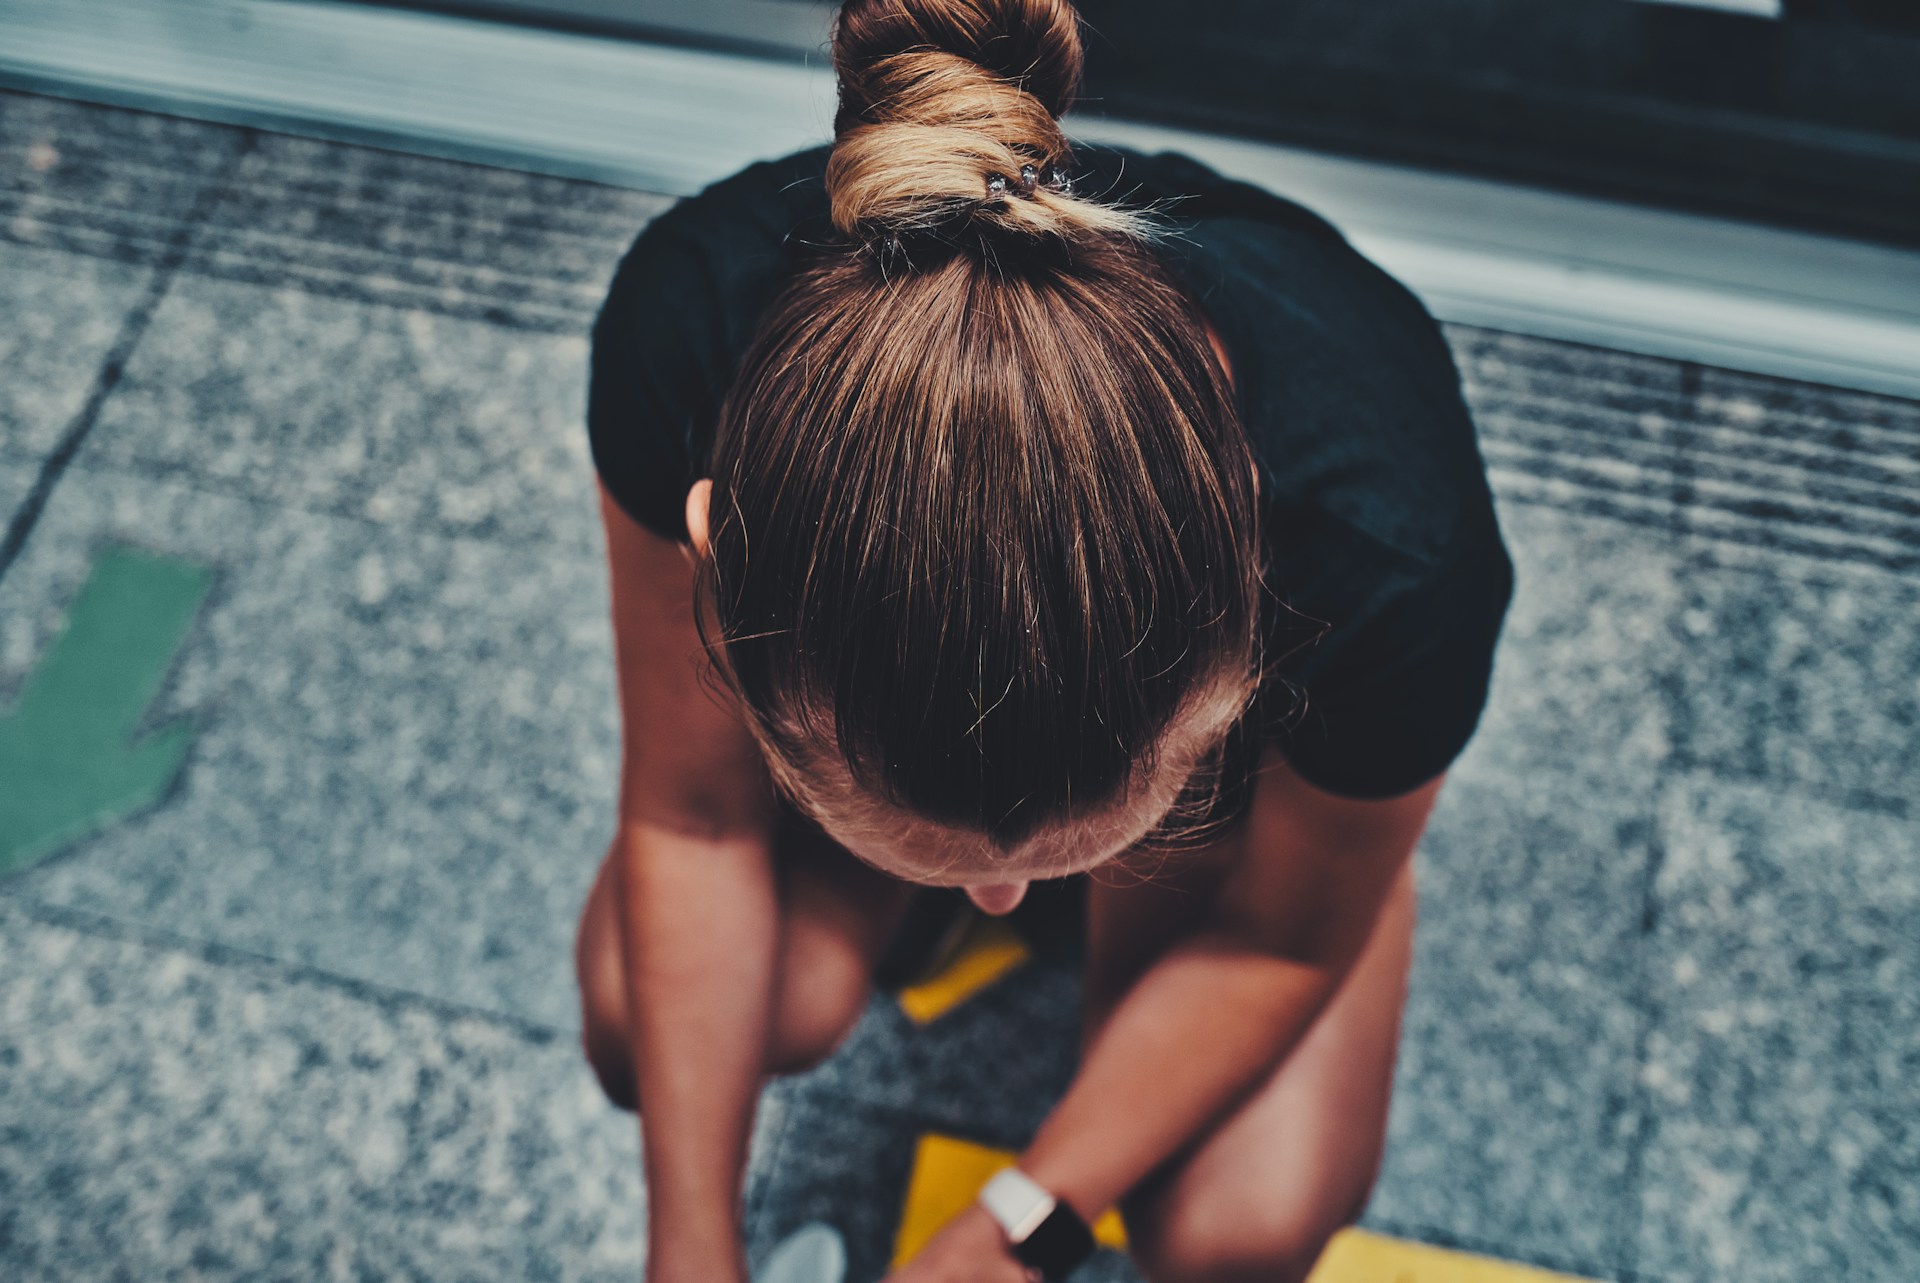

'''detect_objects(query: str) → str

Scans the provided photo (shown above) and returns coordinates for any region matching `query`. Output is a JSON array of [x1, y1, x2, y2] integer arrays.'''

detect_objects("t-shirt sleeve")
[[586, 219, 731, 543], [1276, 509, 1517, 800]]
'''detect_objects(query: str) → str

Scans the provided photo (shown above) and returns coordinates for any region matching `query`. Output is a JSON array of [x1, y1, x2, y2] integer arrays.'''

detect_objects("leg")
[[576, 804, 926, 1110], [1098, 857, 1418, 1283]]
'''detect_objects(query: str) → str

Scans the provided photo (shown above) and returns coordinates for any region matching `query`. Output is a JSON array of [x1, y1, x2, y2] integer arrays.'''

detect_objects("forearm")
[[1018, 927, 1341, 1222], [615, 821, 782, 1270]]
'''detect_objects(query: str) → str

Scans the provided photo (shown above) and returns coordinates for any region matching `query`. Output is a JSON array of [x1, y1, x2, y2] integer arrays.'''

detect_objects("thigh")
[[1108, 857, 1418, 1280]]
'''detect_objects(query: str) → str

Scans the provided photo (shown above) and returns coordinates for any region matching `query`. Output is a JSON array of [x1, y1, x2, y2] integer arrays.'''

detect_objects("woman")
[[574, 1, 1516, 1280]]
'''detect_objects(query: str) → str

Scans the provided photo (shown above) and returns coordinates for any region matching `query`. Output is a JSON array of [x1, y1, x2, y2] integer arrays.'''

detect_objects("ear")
[[685, 478, 713, 559]]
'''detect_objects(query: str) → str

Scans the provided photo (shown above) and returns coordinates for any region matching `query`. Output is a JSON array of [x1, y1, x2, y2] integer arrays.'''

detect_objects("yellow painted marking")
[[890, 1135, 1602, 1281], [1307, 1228, 1605, 1282], [892, 1133, 1127, 1271], [894, 913, 1032, 1024]]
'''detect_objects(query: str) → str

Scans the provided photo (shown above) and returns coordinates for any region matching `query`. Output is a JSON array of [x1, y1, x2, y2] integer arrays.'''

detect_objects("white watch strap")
[[979, 1167, 1057, 1244]]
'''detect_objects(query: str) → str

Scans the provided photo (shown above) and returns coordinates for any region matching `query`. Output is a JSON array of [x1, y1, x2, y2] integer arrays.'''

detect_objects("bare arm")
[[596, 477, 784, 1281], [1018, 748, 1445, 1222]]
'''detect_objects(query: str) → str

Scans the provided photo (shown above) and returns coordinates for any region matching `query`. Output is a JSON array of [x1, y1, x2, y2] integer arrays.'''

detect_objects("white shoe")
[[753, 1221, 846, 1283]]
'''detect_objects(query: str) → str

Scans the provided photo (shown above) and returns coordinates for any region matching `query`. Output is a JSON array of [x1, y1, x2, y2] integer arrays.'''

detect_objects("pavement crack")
[[0, 130, 259, 584]]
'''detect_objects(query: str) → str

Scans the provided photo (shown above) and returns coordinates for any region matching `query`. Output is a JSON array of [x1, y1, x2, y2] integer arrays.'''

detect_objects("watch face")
[[1012, 1203, 1096, 1281]]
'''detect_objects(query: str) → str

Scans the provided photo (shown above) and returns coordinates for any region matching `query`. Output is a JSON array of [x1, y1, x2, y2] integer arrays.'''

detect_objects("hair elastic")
[[986, 163, 1069, 200]]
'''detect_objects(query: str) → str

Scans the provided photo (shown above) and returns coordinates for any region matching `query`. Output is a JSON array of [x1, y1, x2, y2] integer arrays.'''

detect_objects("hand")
[[881, 1201, 1042, 1283]]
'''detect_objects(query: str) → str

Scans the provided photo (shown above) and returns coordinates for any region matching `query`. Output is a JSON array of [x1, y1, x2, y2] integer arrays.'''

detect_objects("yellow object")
[[1307, 1228, 1605, 1282], [894, 913, 1032, 1024], [892, 1132, 1127, 1271]]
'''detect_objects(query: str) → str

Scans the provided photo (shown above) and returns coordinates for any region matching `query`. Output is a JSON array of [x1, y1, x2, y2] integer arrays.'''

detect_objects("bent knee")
[[577, 958, 639, 1110], [572, 882, 874, 1098], [762, 927, 874, 1076], [582, 1021, 638, 1112], [576, 863, 639, 1110]]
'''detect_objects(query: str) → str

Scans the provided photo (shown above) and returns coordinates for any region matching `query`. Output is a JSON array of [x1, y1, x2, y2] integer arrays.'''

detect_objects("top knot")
[[833, 0, 1083, 128], [825, 0, 1161, 247]]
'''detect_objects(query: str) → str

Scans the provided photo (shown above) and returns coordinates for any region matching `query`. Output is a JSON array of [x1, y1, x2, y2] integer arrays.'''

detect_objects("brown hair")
[[695, 0, 1266, 855]]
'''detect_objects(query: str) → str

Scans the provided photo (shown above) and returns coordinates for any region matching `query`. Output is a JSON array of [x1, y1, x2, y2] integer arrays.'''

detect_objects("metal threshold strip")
[[2, 0, 1916, 400]]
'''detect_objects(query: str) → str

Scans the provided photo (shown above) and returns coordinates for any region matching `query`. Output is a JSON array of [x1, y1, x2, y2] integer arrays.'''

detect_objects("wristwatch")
[[978, 1167, 1096, 1282]]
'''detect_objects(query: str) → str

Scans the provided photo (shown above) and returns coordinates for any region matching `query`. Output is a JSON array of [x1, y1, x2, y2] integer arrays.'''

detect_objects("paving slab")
[[183, 130, 669, 333], [0, 88, 242, 266], [0, 895, 648, 1283], [1454, 326, 1693, 438], [1361, 764, 1653, 1281], [73, 273, 607, 554], [1454, 326, 1691, 537], [1673, 367, 1920, 579], [1635, 773, 1920, 1282], [0, 239, 153, 461], [1457, 495, 1686, 793], [0, 462, 621, 1028], [1667, 539, 1920, 812], [1690, 364, 1920, 445], [1456, 325, 1920, 583]]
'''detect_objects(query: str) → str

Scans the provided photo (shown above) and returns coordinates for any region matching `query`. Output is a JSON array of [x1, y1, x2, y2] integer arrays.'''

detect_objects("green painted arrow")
[[0, 545, 213, 878]]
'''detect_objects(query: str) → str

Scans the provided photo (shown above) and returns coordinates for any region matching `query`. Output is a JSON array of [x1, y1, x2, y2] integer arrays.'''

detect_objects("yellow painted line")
[[1307, 1229, 1603, 1282], [892, 1133, 1127, 1271], [894, 913, 1031, 1024]]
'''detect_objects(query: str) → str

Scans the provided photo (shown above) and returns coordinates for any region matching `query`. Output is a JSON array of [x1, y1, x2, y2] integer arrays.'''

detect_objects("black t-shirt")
[[588, 141, 1515, 804]]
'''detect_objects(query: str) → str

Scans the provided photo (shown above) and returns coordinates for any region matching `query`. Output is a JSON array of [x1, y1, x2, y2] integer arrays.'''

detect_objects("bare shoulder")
[[597, 477, 779, 842]]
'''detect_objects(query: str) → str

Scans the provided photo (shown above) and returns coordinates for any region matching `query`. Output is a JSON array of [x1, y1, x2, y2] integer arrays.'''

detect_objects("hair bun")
[[833, 0, 1083, 125], [825, 0, 1158, 246]]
